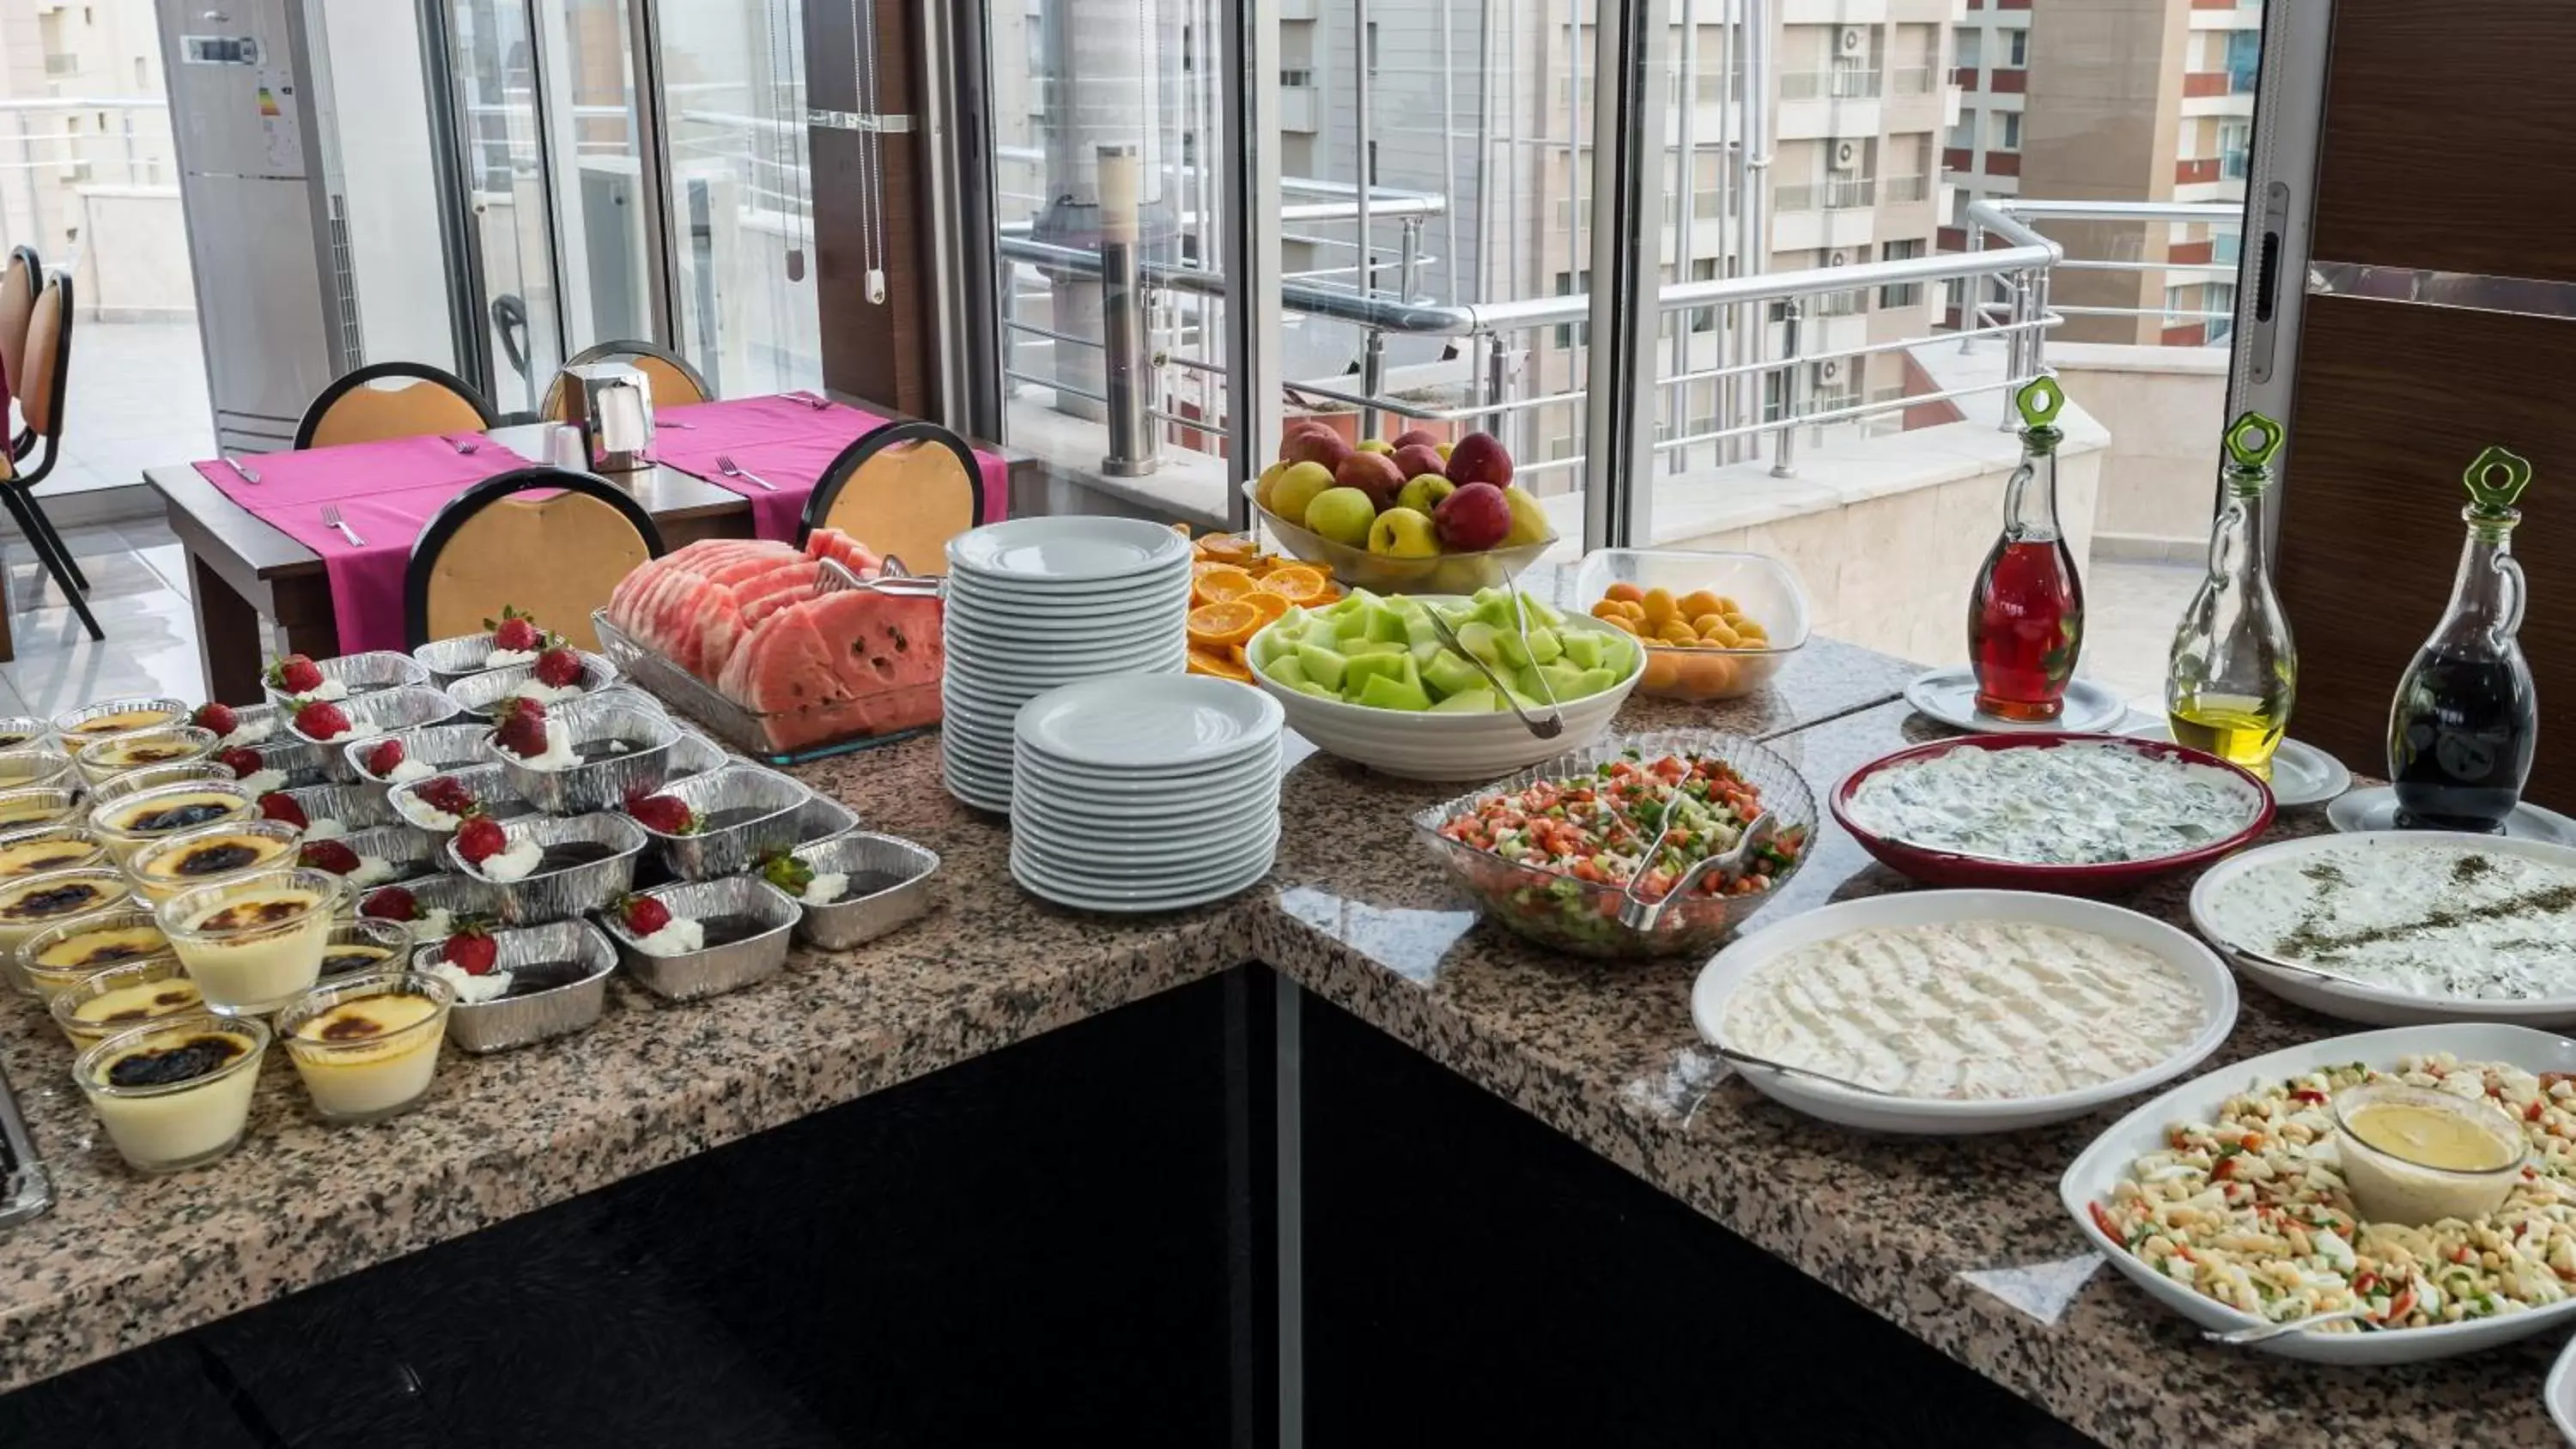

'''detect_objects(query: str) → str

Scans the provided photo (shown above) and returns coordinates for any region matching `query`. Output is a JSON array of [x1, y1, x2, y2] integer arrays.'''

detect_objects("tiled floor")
[[52, 319, 216, 500], [0, 512, 244, 720]]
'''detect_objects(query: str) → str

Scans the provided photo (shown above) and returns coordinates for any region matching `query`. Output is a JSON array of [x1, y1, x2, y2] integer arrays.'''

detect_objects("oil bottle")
[[2387, 446, 2537, 832], [2166, 412, 2296, 776], [1967, 376, 2085, 721]]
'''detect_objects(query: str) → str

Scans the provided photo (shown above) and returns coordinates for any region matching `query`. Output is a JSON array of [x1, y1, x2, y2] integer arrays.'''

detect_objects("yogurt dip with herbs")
[[1844, 742, 2259, 865], [2201, 840, 2576, 1000]]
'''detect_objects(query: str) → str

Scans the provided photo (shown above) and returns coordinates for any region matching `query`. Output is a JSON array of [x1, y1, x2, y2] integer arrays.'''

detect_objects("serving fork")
[[319, 504, 364, 548], [716, 454, 778, 492]]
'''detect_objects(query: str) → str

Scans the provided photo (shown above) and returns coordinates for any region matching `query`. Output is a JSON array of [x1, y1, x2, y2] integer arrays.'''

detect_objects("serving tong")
[[816, 555, 944, 600], [1620, 806, 1777, 933], [1418, 603, 1563, 740]]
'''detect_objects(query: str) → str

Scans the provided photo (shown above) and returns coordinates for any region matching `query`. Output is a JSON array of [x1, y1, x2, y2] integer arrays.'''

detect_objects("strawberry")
[[257, 791, 308, 828], [454, 815, 507, 867], [441, 921, 499, 975], [758, 852, 815, 896], [293, 700, 351, 740], [532, 641, 584, 689], [615, 894, 672, 937], [299, 840, 361, 875], [360, 885, 419, 922], [487, 606, 541, 653], [416, 775, 477, 818], [626, 792, 696, 835], [362, 738, 405, 778], [216, 746, 264, 779], [266, 654, 325, 694], [491, 697, 549, 761], [191, 702, 239, 737]]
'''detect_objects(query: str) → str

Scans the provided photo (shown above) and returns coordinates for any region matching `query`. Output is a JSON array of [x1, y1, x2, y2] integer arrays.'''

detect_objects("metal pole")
[[1738, 0, 1772, 468], [2000, 269, 2032, 431], [1353, 0, 1376, 440], [1770, 297, 1800, 477], [1097, 143, 1159, 476], [1484, 331, 1509, 444], [1957, 216, 1984, 352], [1222, 0, 1282, 526], [1669, 0, 1698, 476], [1580, 0, 1672, 549]]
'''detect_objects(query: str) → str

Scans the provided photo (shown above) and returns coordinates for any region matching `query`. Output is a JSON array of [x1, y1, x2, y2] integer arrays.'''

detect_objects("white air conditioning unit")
[[1838, 27, 1867, 54], [1831, 140, 1861, 171], [1820, 358, 1845, 382], [1828, 249, 1851, 266]]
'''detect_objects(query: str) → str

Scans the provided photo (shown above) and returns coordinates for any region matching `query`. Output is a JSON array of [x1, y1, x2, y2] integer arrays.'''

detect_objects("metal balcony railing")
[[1774, 176, 1875, 212], [1779, 68, 1883, 101]]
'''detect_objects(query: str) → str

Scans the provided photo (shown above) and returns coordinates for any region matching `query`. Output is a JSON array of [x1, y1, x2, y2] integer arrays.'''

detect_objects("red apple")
[[1390, 444, 1448, 481], [1433, 481, 1513, 552], [1443, 431, 1515, 488], [1391, 427, 1442, 452], [1282, 427, 1353, 473], [1334, 451, 1406, 510], [1277, 419, 1336, 462]]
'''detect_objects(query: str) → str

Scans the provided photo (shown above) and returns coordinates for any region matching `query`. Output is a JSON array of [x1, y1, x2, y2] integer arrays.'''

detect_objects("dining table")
[[145, 404, 1036, 703]]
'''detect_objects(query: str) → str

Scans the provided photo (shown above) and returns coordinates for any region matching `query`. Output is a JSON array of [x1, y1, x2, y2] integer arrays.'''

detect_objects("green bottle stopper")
[[2464, 445, 2534, 518], [2221, 411, 2285, 474]]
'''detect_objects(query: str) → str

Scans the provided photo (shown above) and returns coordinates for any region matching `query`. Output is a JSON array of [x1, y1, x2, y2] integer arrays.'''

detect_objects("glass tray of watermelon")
[[590, 537, 946, 767]]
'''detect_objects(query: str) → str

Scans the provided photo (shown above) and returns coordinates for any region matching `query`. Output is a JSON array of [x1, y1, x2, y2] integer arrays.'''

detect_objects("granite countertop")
[[0, 638, 2553, 1445]]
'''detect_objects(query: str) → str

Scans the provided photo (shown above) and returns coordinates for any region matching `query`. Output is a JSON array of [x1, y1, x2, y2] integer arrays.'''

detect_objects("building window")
[[2226, 28, 2261, 92], [1879, 239, 1924, 308], [1993, 111, 2021, 151], [2005, 28, 2027, 66], [1365, 21, 1379, 76], [1554, 270, 1590, 349], [1947, 114, 1976, 151], [2207, 282, 2239, 343], [1953, 27, 1981, 70], [1279, 69, 1313, 88], [2218, 119, 2252, 179], [1691, 256, 1718, 332]]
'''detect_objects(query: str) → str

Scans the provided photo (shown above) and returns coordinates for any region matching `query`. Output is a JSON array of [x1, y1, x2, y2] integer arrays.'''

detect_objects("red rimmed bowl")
[[1830, 732, 2275, 894]]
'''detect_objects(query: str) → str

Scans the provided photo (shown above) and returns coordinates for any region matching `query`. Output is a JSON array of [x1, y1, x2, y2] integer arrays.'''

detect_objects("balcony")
[[1279, 82, 1317, 134], [1774, 176, 1878, 212], [1880, 173, 1932, 204], [1780, 68, 1886, 101]]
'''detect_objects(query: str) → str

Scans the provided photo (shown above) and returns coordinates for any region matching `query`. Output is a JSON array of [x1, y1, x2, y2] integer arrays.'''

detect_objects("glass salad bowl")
[[1411, 731, 1816, 959]]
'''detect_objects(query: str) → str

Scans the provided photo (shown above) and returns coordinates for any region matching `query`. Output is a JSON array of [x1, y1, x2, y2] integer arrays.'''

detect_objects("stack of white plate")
[[1009, 675, 1285, 912], [940, 517, 1194, 812]]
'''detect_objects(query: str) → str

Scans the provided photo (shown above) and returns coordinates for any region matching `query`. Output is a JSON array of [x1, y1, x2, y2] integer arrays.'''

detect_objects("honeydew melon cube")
[[1364, 602, 1411, 645], [1357, 671, 1433, 711], [1597, 634, 1637, 677], [1251, 629, 1296, 669], [1455, 620, 1506, 666], [1348, 638, 1408, 657], [1295, 644, 1349, 691], [1409, 640, 1447, 671], [1494, 627, 1533, 670], [1524, 626, 1563, 666], [1341, 651, 1408, 694], [1404, 610, 1443, 648], [1558, 630, 1606, 670], [1294, 682, 1340, 701], [1428, 688, 1498, 713], [1266, 656, 1309, 689], [1521, 595, 1565, 629], [1571, 666, 1616, 699], [1420, 650, 1489, 700]]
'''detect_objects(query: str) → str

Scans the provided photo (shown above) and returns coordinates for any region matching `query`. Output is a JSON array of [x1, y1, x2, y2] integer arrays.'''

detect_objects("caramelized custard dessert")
[[319, 920, 411, 979], [130, 820, 304, 903], [276, 973, 453, 1122], [20, 909, 173, 998], [0, 788, 77, 831], [73, 726, 216, 785], [0, 827, 105, 878], [75, 1014, 270, 1173], [58, 700, 185, 739], [51, 957, 203, 1047], [158, 868, 344, 1014], [92, 784, 256, 864], [0, 866, 129, 960]]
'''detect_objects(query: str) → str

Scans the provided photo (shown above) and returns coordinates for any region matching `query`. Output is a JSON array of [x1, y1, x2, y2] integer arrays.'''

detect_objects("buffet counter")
[[0, 638, 2547, 1446]]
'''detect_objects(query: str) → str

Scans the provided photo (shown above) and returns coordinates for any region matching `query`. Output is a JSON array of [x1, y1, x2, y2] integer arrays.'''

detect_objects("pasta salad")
[[2093, 1054, 2576, 1330]]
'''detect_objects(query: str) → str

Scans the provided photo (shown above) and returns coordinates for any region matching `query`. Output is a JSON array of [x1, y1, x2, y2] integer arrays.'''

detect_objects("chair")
[[295, 361, 498, 451], [539, 339, 710, 421], [798, 421, 987, 575], [0, 268, 100, 641], [0, 246, 39, 460], [404, 466, 664, 651]]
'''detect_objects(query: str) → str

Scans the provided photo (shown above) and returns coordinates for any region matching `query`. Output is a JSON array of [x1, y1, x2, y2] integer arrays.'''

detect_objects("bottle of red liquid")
[[1969, 376, 2085, 721]]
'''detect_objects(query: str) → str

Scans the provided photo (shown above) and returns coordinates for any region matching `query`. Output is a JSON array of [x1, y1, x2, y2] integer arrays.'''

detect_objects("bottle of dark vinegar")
[[2387, 446, 2537, 833]]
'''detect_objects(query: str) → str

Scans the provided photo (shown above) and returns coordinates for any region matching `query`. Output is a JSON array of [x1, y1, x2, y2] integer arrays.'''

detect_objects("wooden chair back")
[[297, 361, 498, 450], [799, 421, 987, 574], [0, 246, 39, 400], [15, 270, 69, 443], [539, 341, 710, 421], [405, 467, 663, 649]]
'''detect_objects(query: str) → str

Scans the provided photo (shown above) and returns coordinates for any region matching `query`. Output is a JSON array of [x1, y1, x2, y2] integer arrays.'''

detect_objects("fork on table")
[[319, 504, 365, 547], [716, 454, 779, 491]]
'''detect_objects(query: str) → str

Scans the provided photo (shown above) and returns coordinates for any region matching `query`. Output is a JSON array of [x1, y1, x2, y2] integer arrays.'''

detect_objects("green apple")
[[1270, 462, 1338, 527], [1356, 439, 1396, 455], [1303, 485, 1377, 547], [1394, 475, 1455, 517], [1365, 506, 1440, 559]]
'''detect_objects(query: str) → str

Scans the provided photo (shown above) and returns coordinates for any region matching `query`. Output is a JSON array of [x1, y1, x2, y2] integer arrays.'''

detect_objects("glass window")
[[1947, 113, 1976, 151], [2226, 28, 2261, 92], [1952, 27, 1980, 70], [1879, 239, 1924, 309], [2005, 28, 2027, 67], [1994, 111, 2021, 150]]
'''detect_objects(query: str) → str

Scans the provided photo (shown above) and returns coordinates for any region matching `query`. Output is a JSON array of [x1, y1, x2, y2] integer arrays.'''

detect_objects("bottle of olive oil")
[[2166, 412, 2296, 776]]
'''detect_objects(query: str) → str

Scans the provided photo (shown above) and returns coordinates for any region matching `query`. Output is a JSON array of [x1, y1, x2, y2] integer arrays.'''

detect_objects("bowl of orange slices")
[[1179, 530, 1344, 686]]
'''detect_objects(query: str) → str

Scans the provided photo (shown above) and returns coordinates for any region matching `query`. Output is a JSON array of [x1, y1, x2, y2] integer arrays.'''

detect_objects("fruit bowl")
[[1247, 593, 1643, 781], [1570, 549, 1809, 701], [1412, 731, 1815, 958], [1242, 481, 1558, 595]]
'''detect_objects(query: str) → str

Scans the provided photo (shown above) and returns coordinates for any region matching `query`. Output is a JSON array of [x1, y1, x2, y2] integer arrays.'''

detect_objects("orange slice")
[[1188, 646, 1254, 683], [1258, 565, 1333, 604], [1240, 591, 1291, 625], [1194, 565, 1261, 603], [1187, 599, 1264, 648], [1195, 533, 1259, 562]]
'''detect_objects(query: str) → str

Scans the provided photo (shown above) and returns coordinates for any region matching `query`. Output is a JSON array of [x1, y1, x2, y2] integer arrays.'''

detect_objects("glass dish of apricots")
[[1571, 549, 1811, 701]]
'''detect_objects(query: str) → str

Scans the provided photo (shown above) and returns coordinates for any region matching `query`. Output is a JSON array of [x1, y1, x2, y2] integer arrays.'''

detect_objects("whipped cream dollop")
[[402, 906, 453, 943], [219, 720, 275, 749], [427, 961, 512, 1003], [305, 818, 349, 842], [237, 767, 286, 795], [483, 646, 537, 669], [477, 837, 544, 882], [383, 757, 434, 785], [398, 797, 460, 832], [348, 856, 399, 888], [289, 679, 349, 704], [511, 680, 586, 706], [634, 919, 706, 957], [800, 872, 849, 906]]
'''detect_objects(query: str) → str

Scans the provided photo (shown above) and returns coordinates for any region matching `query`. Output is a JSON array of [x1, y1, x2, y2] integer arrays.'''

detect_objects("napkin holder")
[[562, 362, 655, 474]]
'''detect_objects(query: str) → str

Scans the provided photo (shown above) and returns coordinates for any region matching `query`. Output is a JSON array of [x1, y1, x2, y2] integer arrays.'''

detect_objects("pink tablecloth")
[[191, 433, 528, 655], [648, 393, 1010, 543]]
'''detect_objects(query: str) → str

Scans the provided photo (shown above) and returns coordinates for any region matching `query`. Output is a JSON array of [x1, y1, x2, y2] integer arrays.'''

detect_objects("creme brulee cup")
[[156, 867, 348, 1016], [0, 865, 132, 994], [71, 724, 218, 787], [50, 955, 202, 1049], [74, 1012, 270, 1173], [127, 818, 305, 905], [274, 971, 453, 1124], [16, 906, 173, 1000], [88, 780, 258, 867]]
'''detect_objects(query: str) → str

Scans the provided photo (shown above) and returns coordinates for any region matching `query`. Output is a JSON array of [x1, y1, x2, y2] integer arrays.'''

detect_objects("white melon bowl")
[[1247, 591, 1645, 781]]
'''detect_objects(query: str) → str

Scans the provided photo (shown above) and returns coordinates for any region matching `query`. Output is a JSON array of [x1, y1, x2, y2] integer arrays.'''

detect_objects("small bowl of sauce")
[[2332, 1082, 2528, 1227]]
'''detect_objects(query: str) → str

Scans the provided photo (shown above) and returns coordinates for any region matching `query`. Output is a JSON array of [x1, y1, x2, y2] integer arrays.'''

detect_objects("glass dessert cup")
[[319, 919, 414, 980], [0, 866, 133, 992], [18, 906, 173, 1000], [274, 971, 454, 1124], [128, 818, 306, 905], [74, 1012, 270, 1173], [72, 724, 218, 787], [88, 781, 258, 867], [50, 955, 203, 1049], [156, 867, 348, 1016]]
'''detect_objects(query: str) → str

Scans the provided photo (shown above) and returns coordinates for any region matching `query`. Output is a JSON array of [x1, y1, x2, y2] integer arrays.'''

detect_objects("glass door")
[[444, 0, 567, 416], [539, 0, 665, 355]]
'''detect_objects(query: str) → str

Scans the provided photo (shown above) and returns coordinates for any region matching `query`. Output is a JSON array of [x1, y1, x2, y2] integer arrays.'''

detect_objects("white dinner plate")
[[2063, 1022, 2576, 1364], [1011, 840, 1276, 913], [2545, 1332, 2576, 1444], [1011, 772, 1281, 826], [1015, 675, 1284, 772], [2118, 721, 2353, 809], [1013, 824, 1281, 888], [2189, 830, 2576, 1027], [1690, 889, 2237, 1134], [945, 549, 1191, 593], [947, 516, 1194, 585], [1903, 667, 2129, 736], [941, 761, 1012, 814], [942, 645, 1190, 690], [1011, 742, 1282, 794], [1011, 814, 1279, 866], [943, 591, 1189, 634], [2325, 785, 2576, 845]]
